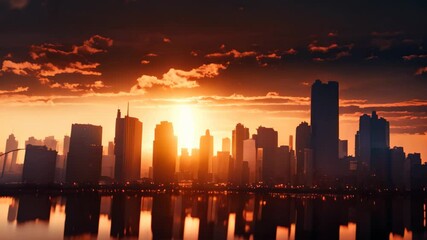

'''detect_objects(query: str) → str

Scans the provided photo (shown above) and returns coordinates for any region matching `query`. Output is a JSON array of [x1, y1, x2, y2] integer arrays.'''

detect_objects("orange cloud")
[[72, 35, 113, 55], [163, 37, 171, 43], [415, 67, 427, 75], [140, 60, 150, 64], [206, 49, 257, 58], [403, 54, 427, 61], [40, 62, 101, 77], [131, 63, 227, 93], [1, 60, 41, 75], [0, 86, 29, 94], [308, 42, 338, 53]]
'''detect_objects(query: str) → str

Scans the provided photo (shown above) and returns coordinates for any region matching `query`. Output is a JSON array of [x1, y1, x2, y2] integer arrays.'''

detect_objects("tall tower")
[[232, 123, 249, 185], [3, 134, 19, 173], [255, 126, 278, 184], [152, 121, 177, 184], [114, 109, 143, 182], [199, 129, 213, 183], [66, 124, 103, 184], [311, 80, 339, 182], [296, 122, 311, 185]]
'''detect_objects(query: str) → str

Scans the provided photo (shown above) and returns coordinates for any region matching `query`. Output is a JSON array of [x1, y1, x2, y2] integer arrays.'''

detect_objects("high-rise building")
[[276, 145, 291, 184], [216, 151, 230, 183], [390, 146, 405, 189], [63, 135, 70, 156], [152, 121, 177, 184], [43, 136, 58, 151], [355, 111, 390, 185], [232, 123, 249, 185], [25, 137, 43, 146], [339, 139, 348, 159], [296, 122, 311, 185], [255, 126, 278, 184], [199, 130, 213, 183], [102, 141, 115, 179], [179, 148, 192, 180], [222, 138, 231, 153], [3, 134, 19, 174], [243, 139, 256, 183], [22, 145, 57, 184], [114, 109, 143, 182], [66, 124, 103, 184], [311, 80, 339, 181]]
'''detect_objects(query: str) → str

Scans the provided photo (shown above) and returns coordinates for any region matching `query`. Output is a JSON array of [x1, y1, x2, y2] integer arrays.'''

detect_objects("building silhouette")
[[355, 111, 390, 186], [339, 139, 348, 159], [22, 145, 57, 184], [43, 136, 58, 151], [65, 124, 103, 184], [296, 122, 311, 185], [3, 134, 18, 174], [102, 141, 115, 178], [255, 126, 278, 184], [152, 121, 177, 184], [243, 139, 256, 184], [310, 80, 339, 183], [114, 109, 143, 182], [25, 136, 43, 146], [222, 137, 231, 152], [199, 130, 213, 183], [232, 124, 249, 185]]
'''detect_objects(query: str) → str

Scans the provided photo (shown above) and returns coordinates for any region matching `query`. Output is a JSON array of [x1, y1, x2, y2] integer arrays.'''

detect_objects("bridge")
[[0, 148, 25, 178]]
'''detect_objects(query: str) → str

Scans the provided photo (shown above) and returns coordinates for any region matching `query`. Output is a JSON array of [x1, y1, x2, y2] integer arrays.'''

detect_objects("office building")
[[152, 121, 177, 184]]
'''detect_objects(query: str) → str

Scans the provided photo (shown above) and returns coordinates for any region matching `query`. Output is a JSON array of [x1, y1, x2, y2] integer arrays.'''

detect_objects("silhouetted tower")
[[43, 136, 58, 151], [22, 145, 57, 184], [255, 126, 278, 184], [199, 129, 213, 183], [152, 121, 177, 184], [311, 80, 339, 182], [232, 123, 249, 184], [65, 124, 103, 184], [114, 109, 143, 182], [296, 122, 311, 185], [355, 111, 390, 186], [3, 134, 18, 173]]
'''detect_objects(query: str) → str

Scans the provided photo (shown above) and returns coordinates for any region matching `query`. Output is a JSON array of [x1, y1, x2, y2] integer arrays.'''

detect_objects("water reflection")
[[0, 193, 426, 239]]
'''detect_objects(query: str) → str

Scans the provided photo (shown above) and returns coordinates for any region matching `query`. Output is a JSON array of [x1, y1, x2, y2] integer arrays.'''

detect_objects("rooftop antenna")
[[127, 102, 129, 116]]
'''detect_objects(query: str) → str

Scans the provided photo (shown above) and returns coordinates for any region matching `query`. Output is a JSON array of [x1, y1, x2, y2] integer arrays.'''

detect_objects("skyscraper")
[[255, 126, 278, 184], [222, 138, 231, 152], [152, 121, 177, 184], [296, 122, 311, 185], [43, 136, 58, 151], [355, 111, 390, 186], [66, 124, 103, 184], [25, 137, 43, 146], [232, 123, 249, 185], [243, 139, 256, 183], [22, 145, 57, 184], [199, 130, 213, 183], [310, 80, 339, 182], [339, 139, 348, 159], [3, 134, 18, 174], [114, 109, 143, 182]]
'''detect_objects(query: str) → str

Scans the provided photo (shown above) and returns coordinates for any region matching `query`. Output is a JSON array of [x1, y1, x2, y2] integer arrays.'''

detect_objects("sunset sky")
[[0, 0, 426, 174]]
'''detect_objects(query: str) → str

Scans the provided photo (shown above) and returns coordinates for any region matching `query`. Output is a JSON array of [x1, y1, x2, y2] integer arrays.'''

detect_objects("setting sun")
[[174, 105, 197, 151]]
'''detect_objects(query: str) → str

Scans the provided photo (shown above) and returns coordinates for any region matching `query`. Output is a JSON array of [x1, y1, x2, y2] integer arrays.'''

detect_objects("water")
[[0, 192, 425, 239]]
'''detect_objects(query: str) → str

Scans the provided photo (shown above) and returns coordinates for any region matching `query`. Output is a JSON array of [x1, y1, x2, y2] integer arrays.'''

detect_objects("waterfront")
[[0, 192, 424, 239]]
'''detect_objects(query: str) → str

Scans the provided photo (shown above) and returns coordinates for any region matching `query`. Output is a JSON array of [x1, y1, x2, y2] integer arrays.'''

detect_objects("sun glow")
[[174, 105, 197, 150]]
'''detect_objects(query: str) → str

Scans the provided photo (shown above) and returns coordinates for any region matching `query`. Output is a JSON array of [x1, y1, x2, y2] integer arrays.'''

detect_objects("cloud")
[[308, 42, 338, 53], [313, 50, 351, 62], [39, 62, 101, 77], [131, 63, 227, 93], [255, 53, 281, 61], [0, 86, 29, 94], [206, 49, 257, 58], [190, 51, 198, 57], [328, 32, 338, 37], [371, 31, 404, 38], [285, 48, 297, 55], [415, 66, 427, 75], [49, 80, 106, 92], [146, 53, 158, 57], [402, 54, 427, 61], [7, 0, 29, 9], [1, 60, 41, 75], [163, 37, 171, 43], [140, 60, 150, 64], [365, 54, 378, 61], [29, 35, 113, 60]]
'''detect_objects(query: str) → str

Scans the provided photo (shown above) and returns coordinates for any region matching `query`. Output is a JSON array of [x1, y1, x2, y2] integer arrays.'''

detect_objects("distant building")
[[216, 151, 230, 183], [222, 137, 231, 153], [339, 139, 348, 159], [102, 141, 115, 179], [276, 145, 290, 185], [199, 130, 213, 183], [311, 80, 339, 183], [243, 139, 256, 183], [3, 134, 19, 174], [390, 146, 406, 189], [66, 124, 103, 184], [296, 122, 311, 185], [232, 123, 249, 185], [22, 145, 57, 184], [152, 121, 177, 184], [114, 109, 143, 182], [43, 136, 58, 151], [255, 126, 278, 184], [25, 136, 43, 146]]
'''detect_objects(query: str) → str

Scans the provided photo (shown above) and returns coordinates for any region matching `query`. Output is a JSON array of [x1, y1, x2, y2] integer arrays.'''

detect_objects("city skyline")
[[1, 1, 427, 173]]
